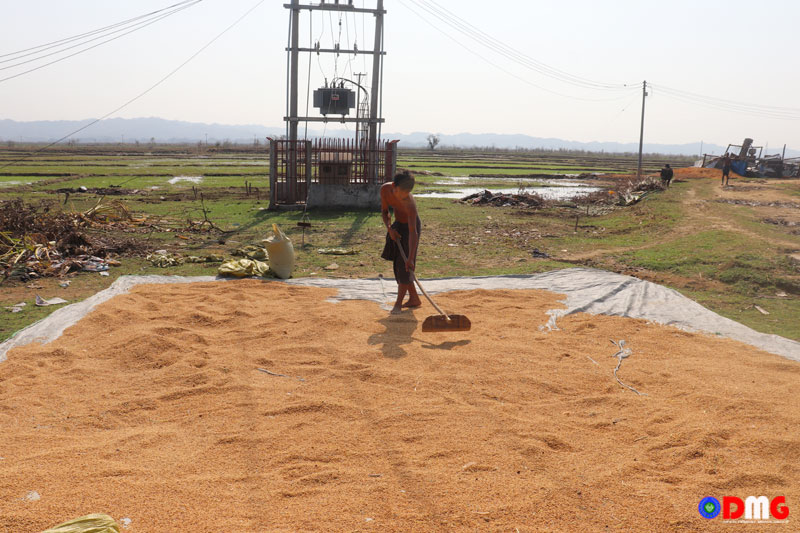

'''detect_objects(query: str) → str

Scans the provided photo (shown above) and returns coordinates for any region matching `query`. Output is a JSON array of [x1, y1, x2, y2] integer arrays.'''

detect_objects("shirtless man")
[[380, 171, 421, 314], [722, 153, 732, 186]]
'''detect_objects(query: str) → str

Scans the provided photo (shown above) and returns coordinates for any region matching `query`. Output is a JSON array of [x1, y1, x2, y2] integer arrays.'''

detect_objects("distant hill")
[[1, 117, 797, 157], [0, 117, 285, 145]]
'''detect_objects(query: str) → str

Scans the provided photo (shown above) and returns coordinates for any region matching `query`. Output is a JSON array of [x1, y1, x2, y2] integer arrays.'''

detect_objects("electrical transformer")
[[313, 87, 356, 116]]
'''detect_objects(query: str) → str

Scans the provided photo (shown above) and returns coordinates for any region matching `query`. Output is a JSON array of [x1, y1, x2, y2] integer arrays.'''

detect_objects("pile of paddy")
[[0, 280, 797, 531]]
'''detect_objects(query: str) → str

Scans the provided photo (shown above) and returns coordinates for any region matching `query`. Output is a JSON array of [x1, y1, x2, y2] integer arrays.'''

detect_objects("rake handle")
[[395, 239, 451, 321]]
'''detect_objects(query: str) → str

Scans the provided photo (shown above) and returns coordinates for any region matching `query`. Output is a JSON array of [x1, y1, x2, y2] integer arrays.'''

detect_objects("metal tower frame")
[[284, 0, 385, 146]]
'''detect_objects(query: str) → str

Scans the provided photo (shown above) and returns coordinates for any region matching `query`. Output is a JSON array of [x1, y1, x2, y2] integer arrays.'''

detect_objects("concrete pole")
[[637, 80, 647, 178], [289, 0, 300, 144], [368, 0, 383, 170], [287, 0, 300, 202]]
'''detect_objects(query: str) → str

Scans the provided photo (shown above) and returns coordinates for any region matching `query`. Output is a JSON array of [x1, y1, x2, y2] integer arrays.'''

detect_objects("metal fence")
[[269, 139, 311, 206], [269, 138, 397, 206]]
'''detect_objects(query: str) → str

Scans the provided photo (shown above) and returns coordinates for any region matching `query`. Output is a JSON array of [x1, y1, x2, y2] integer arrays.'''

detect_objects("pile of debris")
[[611, 175, 664, 206], [0, 198, 147, 282], [460, 189, 548, 208], [717, 199, 800, 209], [699, 137, 800, 178], [763, 218, 799, 227], [461, 176, 663, 210], [146, 250, 224, 267], [569, 175, 664, 209]]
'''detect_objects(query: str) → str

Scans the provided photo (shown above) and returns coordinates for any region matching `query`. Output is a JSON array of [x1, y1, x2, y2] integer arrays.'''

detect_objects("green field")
[[2, 144, 798, 344]]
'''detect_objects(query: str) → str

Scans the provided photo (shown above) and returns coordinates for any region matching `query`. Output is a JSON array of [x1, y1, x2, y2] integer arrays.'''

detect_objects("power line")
[[0, 2, 201, 71], [403, 0, 635, 92], [656, 83, 800, 114], [343, 9, 353, 80], [0, 0, 266, 170], [0, 0, 197, 60], [650, 83, 800, 120], [402, 1, 799, 122], [0, 1, 202, 84], [361, 0, 367, 74], [397, 0, 638, 103]]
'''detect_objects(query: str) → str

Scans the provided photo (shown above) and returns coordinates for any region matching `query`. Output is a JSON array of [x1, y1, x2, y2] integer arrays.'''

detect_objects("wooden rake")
[[396, 241, 471, 333]]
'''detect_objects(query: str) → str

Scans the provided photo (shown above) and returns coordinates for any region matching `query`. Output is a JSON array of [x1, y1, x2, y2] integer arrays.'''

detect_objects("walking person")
[[660, 163, 674, 188], [722, 153, 732, 186]]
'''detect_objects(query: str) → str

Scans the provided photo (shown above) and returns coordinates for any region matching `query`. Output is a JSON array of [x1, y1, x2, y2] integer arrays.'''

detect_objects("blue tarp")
[[731, 160, 747, 175]]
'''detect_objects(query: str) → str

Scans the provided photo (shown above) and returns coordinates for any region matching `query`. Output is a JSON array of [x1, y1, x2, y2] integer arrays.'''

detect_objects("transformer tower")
[[284, 0, 385, 149]]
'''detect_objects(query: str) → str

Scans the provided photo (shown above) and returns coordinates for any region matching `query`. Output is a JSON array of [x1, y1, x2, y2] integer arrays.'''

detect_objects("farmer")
[[722, 153, 732, 186], [380, 171, 422, 314], [660, 163, 674, 188]]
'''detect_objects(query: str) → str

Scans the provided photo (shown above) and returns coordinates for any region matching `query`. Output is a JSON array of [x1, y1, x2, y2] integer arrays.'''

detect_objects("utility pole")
[[367, 0, 384, 180], [289, 0, 300, 144], [286, 0, 301, 202], [637, 80, 647, 178], [368, 0, 383, 149], [354, 71, 366, 146]]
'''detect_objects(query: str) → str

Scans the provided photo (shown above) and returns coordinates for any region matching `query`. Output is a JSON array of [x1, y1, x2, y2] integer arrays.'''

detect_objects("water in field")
[[432, 177, 591, 186], [417, 176, 601, 199], [168, 176, 203, 184], [417, 186, 602, 199]]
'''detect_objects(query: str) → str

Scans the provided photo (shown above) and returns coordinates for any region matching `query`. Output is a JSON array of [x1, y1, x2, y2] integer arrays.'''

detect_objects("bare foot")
[[402, 299, 422, 308], [390, 305, 403, 315]]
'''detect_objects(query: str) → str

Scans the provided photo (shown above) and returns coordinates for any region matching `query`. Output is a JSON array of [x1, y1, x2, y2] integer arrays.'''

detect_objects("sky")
[[1, 0, 799, 151]]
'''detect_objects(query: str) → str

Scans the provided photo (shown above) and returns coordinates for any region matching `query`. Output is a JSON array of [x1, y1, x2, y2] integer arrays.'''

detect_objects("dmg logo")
[[699, 496, 789, 522]]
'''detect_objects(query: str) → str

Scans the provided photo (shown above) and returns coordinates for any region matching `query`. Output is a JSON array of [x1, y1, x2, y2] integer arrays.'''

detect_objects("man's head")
[[665, 164, 670, 168], [393, 171, 415, 198]]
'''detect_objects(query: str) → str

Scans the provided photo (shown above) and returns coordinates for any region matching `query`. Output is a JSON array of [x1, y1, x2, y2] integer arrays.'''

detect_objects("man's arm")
[[380, 186, 400, 240]]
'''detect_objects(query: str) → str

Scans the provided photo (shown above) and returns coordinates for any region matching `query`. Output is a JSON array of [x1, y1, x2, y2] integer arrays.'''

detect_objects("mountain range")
[[1, 117, 797, 157]]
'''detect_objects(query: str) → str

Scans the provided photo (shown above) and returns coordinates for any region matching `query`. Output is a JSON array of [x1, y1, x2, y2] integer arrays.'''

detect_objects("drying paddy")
[[1, 280, 798, 531]]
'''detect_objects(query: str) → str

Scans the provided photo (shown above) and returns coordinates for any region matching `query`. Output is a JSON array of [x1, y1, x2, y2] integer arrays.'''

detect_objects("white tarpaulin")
[[1, 268, 798, 362]]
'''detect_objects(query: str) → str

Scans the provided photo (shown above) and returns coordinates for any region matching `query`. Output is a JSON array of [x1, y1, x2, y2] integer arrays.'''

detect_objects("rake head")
[[421, 314, 471, 333]]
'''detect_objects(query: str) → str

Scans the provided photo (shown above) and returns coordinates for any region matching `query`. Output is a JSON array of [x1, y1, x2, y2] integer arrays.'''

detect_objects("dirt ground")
[[0, 281, 797, 531], [573, 168, 800, 271]]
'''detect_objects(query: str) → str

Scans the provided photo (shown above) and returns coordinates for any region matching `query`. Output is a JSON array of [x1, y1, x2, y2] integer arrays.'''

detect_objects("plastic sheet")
[[41, 513, 120, 533], [2, 268, 797, 362]]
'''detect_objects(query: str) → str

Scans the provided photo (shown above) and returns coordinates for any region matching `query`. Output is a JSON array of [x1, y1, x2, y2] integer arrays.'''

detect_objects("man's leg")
[[396, 224, 421, 309], [391, 283, 408, 314], [402, 281, 421, 308]]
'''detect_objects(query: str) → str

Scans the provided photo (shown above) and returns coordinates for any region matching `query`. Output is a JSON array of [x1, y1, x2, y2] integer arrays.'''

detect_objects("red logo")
[[720, 496, 789, 521]]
